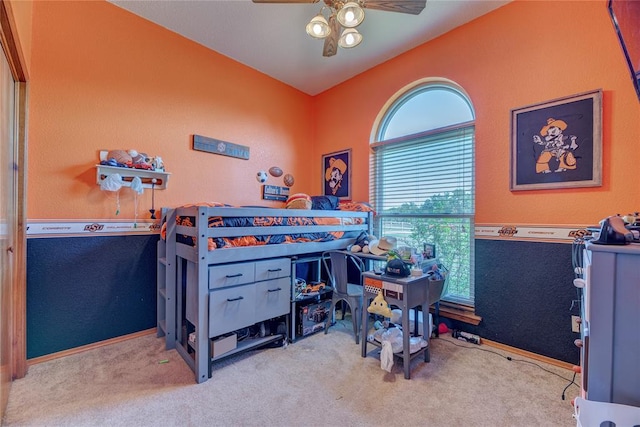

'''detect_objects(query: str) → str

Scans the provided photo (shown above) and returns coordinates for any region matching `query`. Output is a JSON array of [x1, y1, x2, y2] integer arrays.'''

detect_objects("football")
[[283, 173, 295, 187], [256, 171, 268, 183], [268, 166, 283, 177]]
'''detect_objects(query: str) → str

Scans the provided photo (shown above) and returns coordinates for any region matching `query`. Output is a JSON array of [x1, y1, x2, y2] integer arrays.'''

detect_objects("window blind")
[[370, 123, 475, 215], [369, 123, 476, 305]]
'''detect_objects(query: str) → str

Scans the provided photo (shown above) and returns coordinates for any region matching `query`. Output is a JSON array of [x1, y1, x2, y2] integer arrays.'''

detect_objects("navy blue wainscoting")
[[449, 239, 580, 365], [27, 235, 158, 359]]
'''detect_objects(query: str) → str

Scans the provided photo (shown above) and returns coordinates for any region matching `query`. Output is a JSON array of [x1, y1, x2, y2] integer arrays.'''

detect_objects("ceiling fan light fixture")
[[337, 1, 365, 28], [306, 13, 331, 39], [338, 28, 363, 49]]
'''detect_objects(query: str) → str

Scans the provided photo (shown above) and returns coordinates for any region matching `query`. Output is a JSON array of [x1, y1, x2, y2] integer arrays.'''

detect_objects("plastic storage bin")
[[573, 397, 640, 427]]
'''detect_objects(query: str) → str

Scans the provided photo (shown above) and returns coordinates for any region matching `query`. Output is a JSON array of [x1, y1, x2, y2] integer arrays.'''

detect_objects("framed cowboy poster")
[[510, 89, 602, 191], [322, 149, 351, 200]]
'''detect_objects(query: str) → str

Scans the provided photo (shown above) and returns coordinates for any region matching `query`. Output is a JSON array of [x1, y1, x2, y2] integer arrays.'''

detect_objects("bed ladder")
[[157, 208, 177, 349]]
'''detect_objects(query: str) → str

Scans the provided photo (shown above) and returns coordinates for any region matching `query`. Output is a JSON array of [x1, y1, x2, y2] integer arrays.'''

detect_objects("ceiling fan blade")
[[252, 0, 318, 3], [322, 15, 340, 57], [363, 0, 426, 15]]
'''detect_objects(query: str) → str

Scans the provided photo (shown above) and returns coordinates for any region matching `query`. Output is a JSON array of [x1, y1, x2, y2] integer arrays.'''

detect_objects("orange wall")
[[27, 1, 313, 219], [27, 0, 640, 226], [314, 0, 640, 226]]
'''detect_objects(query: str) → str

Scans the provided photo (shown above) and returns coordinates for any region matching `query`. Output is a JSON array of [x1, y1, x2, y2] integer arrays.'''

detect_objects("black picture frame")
[[322, 149, 351, 200], [510, 90, 602, 191]]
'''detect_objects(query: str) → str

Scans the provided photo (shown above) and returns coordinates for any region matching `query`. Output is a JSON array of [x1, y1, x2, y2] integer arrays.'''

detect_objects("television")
[[609, 0, 640, 101]]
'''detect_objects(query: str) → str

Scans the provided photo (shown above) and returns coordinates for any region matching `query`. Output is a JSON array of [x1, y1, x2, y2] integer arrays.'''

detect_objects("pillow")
[[338, 201, 374, 212], [311, 195, 339, 210], [285, 193, 312, 209]]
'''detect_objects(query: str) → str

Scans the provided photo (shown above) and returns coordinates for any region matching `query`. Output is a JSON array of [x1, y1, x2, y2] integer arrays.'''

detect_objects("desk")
[[351, 252, 386, 271], [361, 271, 431, 379]]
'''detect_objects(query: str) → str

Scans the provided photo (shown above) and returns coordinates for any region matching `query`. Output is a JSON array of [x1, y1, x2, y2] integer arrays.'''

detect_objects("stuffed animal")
[[350, 232, 377, 253], [151, 156, 164, 171], [367, 292, 392, 318]]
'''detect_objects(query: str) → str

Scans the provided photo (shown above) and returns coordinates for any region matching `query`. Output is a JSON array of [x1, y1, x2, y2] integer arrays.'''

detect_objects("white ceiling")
[[109, 0, 511, 96]]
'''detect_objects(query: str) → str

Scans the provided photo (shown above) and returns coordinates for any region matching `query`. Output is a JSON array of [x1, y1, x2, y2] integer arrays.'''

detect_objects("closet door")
[[0, 46, 16, 415]]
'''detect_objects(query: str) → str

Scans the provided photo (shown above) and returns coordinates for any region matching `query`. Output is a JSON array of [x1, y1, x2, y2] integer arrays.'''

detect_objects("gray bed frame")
[[157, 205, 372, 383]]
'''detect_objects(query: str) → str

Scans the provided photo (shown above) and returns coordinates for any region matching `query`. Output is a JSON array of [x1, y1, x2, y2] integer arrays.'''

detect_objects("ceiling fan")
[[252, 0, 426, 57]]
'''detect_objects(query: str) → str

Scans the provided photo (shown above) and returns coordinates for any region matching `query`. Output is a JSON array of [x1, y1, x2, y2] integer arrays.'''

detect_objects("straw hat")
[[369, 236, 397, 256]]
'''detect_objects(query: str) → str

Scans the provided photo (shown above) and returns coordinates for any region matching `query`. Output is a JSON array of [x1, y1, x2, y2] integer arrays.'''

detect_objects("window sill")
[[431, 301, 482, 325]]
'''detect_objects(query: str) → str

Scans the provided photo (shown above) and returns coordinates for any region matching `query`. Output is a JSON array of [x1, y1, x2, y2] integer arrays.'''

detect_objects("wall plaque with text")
[[193, 134, 250, 160]]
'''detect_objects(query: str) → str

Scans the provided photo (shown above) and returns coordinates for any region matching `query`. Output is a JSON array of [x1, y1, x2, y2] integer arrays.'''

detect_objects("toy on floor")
[[438, 323, 449, 334]]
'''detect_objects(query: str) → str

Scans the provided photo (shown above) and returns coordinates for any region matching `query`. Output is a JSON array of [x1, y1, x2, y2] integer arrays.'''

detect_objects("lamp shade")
[[338, 28, 363, 48], [337, 1, 365, 28], [306, 14, 331, 39]]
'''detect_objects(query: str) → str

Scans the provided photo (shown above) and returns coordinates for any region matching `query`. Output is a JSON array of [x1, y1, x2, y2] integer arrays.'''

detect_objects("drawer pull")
[[225, 273, 243, 278], [267, 287, 282, 293], [226, 296, 244, 302], [268, 268, 283, 272]]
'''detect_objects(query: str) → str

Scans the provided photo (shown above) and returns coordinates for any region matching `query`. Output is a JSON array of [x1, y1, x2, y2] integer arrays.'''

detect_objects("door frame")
[[0, 0, 29, 384]]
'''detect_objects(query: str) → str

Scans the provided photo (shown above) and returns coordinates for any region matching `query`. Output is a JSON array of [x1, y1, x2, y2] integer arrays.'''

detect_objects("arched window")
[[371, 79, 475, 305]]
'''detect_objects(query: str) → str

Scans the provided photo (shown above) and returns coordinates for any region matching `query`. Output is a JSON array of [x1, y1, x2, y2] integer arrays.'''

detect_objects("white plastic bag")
[[130, 176, 144, 195], [381, 327, 404, 353], [380, 341, 394, 372], [409, 336, 428, 353], [100, 173, 123, 192]]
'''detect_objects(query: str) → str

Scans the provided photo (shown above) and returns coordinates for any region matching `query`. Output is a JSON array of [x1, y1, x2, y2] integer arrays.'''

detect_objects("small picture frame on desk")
[[423, 243, 436, 259]]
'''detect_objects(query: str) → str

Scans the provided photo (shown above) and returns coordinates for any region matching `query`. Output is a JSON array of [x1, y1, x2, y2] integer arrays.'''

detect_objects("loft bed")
[[157, 203, 372, 383], [166, 204, 371, 264]]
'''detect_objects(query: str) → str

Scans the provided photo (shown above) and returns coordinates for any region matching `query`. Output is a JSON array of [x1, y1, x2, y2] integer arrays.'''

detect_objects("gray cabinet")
[[206, 259, 290, 337], [582, 241, 640, 406], [179, 257, 290, 382]]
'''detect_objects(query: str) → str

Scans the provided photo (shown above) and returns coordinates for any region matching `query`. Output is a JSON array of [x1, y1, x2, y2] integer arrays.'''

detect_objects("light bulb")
[[313, 23, 322, 36], [345, 33, 355, 45], [337, 2, 364, 28], [338, 28, 362, 48], [345, 10, 355, 24]]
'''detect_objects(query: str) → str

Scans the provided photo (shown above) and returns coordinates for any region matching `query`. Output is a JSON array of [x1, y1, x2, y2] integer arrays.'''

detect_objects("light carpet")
[[4, 318, 580, 426]]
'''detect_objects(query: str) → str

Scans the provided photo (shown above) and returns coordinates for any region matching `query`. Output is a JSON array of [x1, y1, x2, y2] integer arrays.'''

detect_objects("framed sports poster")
[[322, 149, 351, 200], [510, 89, 602, 191]]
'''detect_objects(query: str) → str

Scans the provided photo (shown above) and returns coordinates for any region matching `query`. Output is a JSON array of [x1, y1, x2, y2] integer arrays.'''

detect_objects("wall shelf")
[[96, 165, 170, 190]]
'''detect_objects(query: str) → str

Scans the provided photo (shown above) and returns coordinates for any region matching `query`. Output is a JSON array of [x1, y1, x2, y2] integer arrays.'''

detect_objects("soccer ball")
[[256, 171, 268, 183]]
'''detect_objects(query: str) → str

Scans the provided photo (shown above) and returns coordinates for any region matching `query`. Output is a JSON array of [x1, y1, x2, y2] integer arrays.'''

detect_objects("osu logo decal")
[[498, 226, 517, 237], [84, 223, 104, 232], [569, 229, 591, 239]]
